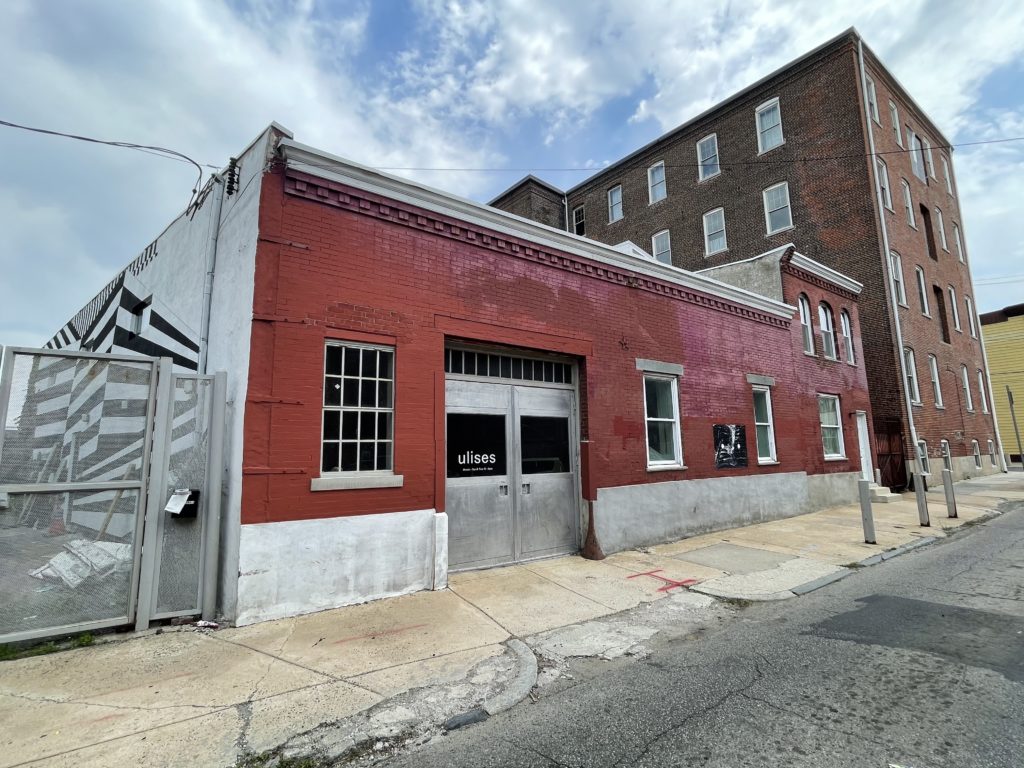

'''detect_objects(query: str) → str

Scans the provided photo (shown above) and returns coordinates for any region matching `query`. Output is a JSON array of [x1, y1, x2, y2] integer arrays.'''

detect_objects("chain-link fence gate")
[[0, 348, 225, 643]]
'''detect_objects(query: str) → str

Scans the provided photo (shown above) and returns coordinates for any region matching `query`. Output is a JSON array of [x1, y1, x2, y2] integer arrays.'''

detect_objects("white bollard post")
[[942, 468, 958, 519], [914, 473, 930, 527], [859, 479, 876, 544]]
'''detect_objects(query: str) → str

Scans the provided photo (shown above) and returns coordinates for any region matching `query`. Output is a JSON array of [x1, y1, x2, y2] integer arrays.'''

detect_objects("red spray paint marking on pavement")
[[626, 569, 698, 593]]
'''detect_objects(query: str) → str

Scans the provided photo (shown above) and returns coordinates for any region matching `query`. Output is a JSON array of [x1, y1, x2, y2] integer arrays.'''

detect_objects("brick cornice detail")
[[781, 262, 859, 302], [283, 169, 791, 329]]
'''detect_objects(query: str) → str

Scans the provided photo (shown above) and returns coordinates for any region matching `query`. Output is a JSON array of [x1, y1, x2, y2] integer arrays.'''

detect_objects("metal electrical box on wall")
[[165, 488, 201, 518]]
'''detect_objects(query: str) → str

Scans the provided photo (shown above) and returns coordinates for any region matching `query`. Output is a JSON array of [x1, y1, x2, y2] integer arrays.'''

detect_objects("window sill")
[[766, 225, 795, 237], [706, 248, 728, 258], [647, 464, 687, 473], [698, 172, 721, 183], [824, 456, 848, 462], [935, 405, 945, 410], [823, 355, 840, 363], [311, 473, 404, 491], [758, 459, 780, 466], [757, 141, 786, 156], [804, 351, 817, 358], [648, 197, 667, 207]]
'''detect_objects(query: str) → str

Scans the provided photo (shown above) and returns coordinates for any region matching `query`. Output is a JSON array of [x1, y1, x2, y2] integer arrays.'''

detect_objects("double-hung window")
[[763, 182, 792, 234], [949, 286, 961, 331], [941, 156, 953, 195], [703, 208, 727, 255], [919, 440, 931, 474], [977, 369, 989, 413], [908, 130, 926, 180], [876, 158, 892, 209], [608, 185, 623, 222], [818, 395, 845, 459], [965, 295, 977, 337], [972, 440, 982, 469], [890, 251, 907, 305], [953, 224, 965, 263], [904, 347, 921, 404], [321, 342, 395, 478], [988, 440, 996, 465], [798, 294, 814, 354], [756, 98, 784, 153], [651, 230, 672, 265], [961, 365, 974, 411], [819, 303, 838, 360], [648, 163, 666, 204], [915, 266, 929, 315], [572, 205, 585, 236], [644, 374, 683, 468], [940, 440, 951, 472], [752, 386, 777, 463], [864, 75, 879, 122], [840, 310, 855, 364], [901, 180, 915, 227], [697, 134, 720, 180], [935, 207, 948, 250], [923, 138, 935, 178], [889, 101, 902, 145], [928, 354, 943, 408]]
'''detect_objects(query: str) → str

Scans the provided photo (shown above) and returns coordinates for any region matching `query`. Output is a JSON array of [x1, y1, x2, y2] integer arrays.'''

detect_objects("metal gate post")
[[201, 371, 227, 621], [135, 358, 175, 632]]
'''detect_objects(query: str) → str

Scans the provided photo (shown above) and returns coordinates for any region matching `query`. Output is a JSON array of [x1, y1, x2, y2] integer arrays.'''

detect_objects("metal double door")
[[446, 379, 579, 570]]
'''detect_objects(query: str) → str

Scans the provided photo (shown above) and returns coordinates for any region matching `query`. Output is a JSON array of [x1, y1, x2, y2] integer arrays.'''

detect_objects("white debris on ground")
[[29, 539, 131, 588]]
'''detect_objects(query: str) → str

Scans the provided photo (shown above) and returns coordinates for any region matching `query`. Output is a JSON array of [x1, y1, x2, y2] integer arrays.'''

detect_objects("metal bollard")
[[942, 468, 958, 519], [914, 473, 930, 526], [858, 479, 876, 544]]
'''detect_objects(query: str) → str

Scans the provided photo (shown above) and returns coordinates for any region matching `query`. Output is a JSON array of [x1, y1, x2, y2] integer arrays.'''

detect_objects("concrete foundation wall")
[[235, 508, 447, 625], [946, 454, 1002, 483], [592, 471, 860, 554]]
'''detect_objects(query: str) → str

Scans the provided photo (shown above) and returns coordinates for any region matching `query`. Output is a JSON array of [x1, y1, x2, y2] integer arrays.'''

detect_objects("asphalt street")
[[378, 496, 1024, 768]]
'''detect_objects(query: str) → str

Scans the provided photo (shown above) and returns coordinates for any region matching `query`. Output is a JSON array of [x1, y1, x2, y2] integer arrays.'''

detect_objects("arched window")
[[972, 440, 982, 469], [840, 310, 855, 364], [961, 365, 974, 411], [818, 302, 837, 360], [940, 439, 952, 471], [798, 295, 814, 355]]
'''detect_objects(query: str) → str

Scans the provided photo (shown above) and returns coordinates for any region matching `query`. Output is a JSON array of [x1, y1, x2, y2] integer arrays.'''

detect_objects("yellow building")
[[981, 303, 1024, 467]]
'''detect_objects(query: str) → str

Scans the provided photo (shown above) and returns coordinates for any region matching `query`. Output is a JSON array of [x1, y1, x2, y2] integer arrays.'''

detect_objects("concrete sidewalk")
[[2, 472, 1021, 767]]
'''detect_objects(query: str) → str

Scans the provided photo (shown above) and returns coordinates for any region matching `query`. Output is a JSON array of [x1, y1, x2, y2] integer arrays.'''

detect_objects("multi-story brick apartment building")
[[492, 28, 1005, 487]]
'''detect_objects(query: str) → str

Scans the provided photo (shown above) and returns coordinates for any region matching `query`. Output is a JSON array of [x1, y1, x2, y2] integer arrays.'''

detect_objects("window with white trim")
[[756, 98, 784, 153], [923, 138, 935, 178], [908, 129, 926, 180], [901, 180, 915, 227], [918, 439, 931, 474], [752, 386, 777, 463], [840, 310, 855, 364], [644, 374, 683, 468], [940, 439, 952, 472], [935, 207, 948, 250], [818, 395, 845, 459], [572, 205, 585, 236], [763, 182, 792, 234], [608, 185, 623, 222], [322, 342, 395, 474], [988, 440, 996, 464], [648, 162, 666, 204], [953, 224, 965, 263], [703, 208, 727, 255], [864, 74, 879, 122], [965, 295, 977, 337], [972, 440, 982, 469], [977, 369, 989, 413], [890, 251, 907, 305], [697, 134, 720, 180], [798, 294, 814, 355], [927, 354, 943, 408], [961, 364, 974, 411], [949, 285, 961, 331], [915, 266, 930, 315], [904, 347, 921, 404], [876, 158, 892, 209], [889, 101, 902, 146], [819, 302, 838, 360], [652, 229, 672, 265], [941, 155, 953, 195]]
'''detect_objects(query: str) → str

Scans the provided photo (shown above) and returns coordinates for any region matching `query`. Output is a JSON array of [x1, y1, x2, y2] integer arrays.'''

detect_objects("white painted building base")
[[591, 471, 860, 555], [235, 508, 448, 626]]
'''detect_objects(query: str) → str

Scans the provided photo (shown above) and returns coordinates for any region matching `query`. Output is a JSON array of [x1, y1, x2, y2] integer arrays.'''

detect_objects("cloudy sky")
[[2, 0, 1023, 347]]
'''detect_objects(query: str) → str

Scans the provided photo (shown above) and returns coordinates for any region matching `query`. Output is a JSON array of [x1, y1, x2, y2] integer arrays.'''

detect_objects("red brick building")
[[492, 28, 1005, 488]]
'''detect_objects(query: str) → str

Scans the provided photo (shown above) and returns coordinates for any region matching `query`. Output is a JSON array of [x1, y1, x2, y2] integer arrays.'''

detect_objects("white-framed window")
[[819, 302, 838, 360], [928, 354, 943, 408], [652, 229, 672, 265], [644, 373, 683, 468], [940, 439, 952, 472], [953, 224, 965, 263], [972, 440, 982, 469], [915, 266, 930, 315], [608, 185, 623, 222], [703, 208, 727, 255], [752, 386, 777, 463], [923, 137, 935, 178], [978, 369, 989, 413], [941, 155, 953, 195], [901, 179, 916, 227], [648, 162, 666, 204], [876, 158, 892, 209], [961, 364, 974, 411], [697, 134, 720, 181], [908, 129, 926, 180], [840, 310, 855, 364], [949, 286, 961, 331], [798, 294, 814, 355], [763, 181, 792, 234], [129, 298, 152, 337], [918, 439, 931, 474], [890, 251, 907, 305], [865, 74, 879, 122], [904, 347, 921, 404], [935, 207, 948, 250], [756, 97, 784, 153], [818, 395, 846, 459], [889, 101, 902, 146], [572, 205, 585, 236], [988, 440, 996, 464], [965, 295, 977, 337], [321, 341, 395, 475]]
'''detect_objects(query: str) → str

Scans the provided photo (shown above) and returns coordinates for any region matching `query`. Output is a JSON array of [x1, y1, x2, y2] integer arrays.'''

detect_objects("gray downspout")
[[198, 175, 227, 374], [858, 39, 922, 482]]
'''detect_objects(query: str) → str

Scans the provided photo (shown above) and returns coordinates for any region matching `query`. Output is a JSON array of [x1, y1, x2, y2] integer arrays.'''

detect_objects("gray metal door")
[[445, 378, 578, 571]]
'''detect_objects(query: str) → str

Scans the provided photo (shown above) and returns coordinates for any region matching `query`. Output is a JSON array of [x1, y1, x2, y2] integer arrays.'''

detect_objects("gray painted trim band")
[[636, 359, 685, 376], [311, 474, 405, 491], [746, 374, 776, 386]]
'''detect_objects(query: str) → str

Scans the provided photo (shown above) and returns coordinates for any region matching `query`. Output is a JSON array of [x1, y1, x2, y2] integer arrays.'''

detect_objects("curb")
[[444, 638, 538, 731]]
